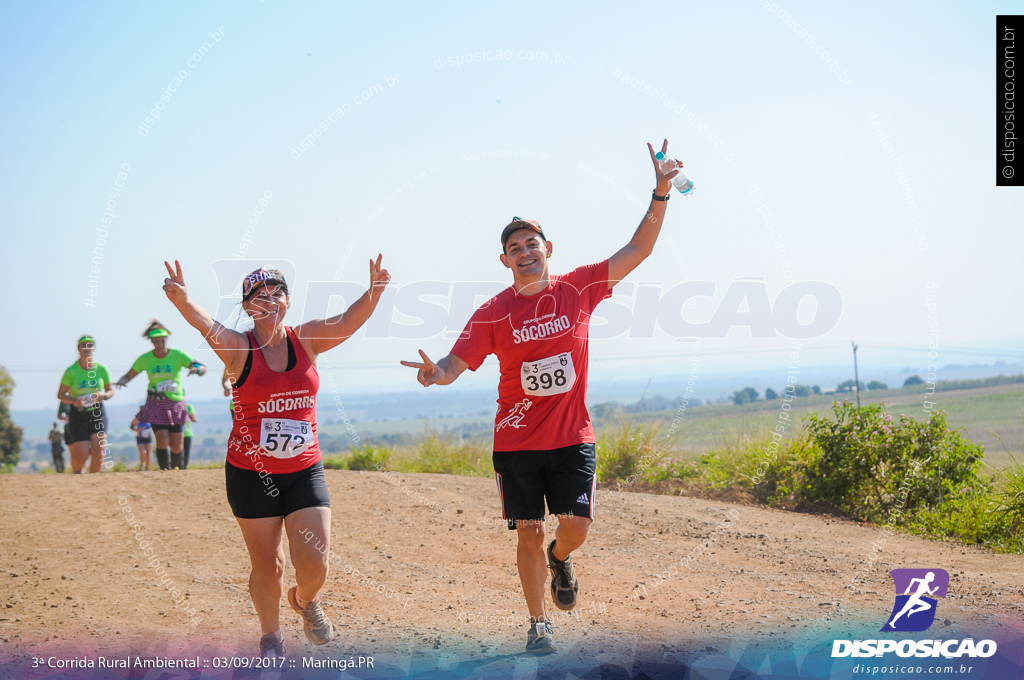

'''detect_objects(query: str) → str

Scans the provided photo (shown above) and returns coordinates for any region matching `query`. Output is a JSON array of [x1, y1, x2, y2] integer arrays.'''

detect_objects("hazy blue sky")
[[2, 1, 1021, 411]]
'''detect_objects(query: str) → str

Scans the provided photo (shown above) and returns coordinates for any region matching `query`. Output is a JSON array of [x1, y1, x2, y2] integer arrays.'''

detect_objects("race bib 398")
[[520, 352, 575, 397]]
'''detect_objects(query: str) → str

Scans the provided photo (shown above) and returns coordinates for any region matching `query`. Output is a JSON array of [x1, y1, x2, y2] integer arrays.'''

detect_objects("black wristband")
[[652, 190, 670, 201]]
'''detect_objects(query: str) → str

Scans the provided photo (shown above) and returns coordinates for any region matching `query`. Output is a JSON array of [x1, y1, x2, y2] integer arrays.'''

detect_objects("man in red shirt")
[[402, 141, 682, 653]]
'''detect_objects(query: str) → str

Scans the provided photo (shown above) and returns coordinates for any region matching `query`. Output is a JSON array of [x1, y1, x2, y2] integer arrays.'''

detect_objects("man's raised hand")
[[401, 349, 443, 387], [648, 138, 681, 194]]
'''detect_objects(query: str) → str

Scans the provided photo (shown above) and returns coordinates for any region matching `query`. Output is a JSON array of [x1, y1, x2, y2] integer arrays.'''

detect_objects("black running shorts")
[[66, 406, 107, 444], [225, 460, 331, 519], [492, 443, 597, 530]]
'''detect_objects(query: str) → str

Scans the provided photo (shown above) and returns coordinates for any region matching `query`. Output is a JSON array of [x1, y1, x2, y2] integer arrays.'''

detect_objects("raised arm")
[[607, 139, 680, 288], [400, 350, 470, 387], [162, 260, 250, 370], [295, 254, 391, 357]]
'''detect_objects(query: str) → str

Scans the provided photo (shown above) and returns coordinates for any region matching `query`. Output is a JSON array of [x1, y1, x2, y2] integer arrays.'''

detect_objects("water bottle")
[[655, 151, 695, 196]]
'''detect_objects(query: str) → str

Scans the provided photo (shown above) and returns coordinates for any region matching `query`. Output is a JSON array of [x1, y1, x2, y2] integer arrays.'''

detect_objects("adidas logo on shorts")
[[576, 492, 589, 504]]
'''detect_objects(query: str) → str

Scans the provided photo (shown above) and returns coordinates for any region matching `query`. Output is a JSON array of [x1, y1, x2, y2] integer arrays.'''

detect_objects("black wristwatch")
[[652, 190, 670, 201]]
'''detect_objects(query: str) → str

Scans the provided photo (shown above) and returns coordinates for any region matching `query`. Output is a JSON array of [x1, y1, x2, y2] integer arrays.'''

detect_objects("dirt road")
[[0, 470, 1021, 676]]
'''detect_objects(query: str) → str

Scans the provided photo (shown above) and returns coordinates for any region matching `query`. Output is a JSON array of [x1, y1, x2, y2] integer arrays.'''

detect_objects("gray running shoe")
[[525, 619, 556, 654], [288, 586, 333, 645], [259, 632, 285, 659], [547, 540, 579, 611]]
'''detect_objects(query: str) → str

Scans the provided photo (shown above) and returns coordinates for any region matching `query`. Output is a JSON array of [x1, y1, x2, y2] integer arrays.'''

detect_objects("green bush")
[[903, 483, 999, 547], [596, 418, 663, 482], [595, 398, 1021, 552], [695, 432, 762, 489], [348, 444, 392, 471], [412, 433, 491, 477], [677, 430, 808, 505], [996, 455, 1024, 523], [649, 455, 702, 483], [987, 454, 1024, 552], [796, 401, 985, 522], [321, 455, 351, 470]]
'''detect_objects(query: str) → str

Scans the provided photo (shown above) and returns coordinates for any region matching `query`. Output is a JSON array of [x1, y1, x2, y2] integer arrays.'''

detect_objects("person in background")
[[131, 413, 154, 471], [115, 320, 206, 470], [57, 335, 115, 473], [48, 422, 66, 473], [182, 403, 197, 469], [57, 398, 72, 448]]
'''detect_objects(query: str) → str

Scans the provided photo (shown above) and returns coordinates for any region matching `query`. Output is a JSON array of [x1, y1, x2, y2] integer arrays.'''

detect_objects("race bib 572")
[[259, 418, 314, 458]]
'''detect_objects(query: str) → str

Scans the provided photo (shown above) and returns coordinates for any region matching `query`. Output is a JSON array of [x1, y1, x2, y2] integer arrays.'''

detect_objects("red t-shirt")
[[451, 260, 612, 452], [227, 327, 322, 473]]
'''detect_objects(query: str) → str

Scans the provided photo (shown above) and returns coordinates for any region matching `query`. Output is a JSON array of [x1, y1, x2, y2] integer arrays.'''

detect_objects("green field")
[[320, 382, 1024, 468], [317, 383, 1024, 467], [613, 383, 1024, 468]]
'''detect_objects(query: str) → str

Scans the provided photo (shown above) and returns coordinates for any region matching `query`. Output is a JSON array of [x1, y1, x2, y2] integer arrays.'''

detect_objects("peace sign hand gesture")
[[400, 349, 443, 387], [163, 260, 188, 306], [369, 253, 391, 296]]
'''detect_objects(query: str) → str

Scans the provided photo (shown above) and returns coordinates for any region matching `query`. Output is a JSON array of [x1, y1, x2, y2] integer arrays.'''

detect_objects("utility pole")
[[852, 341, 861, 408]]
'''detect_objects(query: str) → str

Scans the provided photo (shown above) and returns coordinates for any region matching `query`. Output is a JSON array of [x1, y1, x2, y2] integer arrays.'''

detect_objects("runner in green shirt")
[[115, 321, 206, 470], [56, 335, 115, 473], [182, 402, 197, 469]]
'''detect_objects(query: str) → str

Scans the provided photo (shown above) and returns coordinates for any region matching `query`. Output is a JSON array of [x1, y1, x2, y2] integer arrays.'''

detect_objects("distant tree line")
[[733, 384, 823, 404], [0, 364, 23, 470]]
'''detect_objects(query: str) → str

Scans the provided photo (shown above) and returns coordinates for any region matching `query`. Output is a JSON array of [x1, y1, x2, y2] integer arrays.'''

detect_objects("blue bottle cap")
[[655, 151, 667, 161]]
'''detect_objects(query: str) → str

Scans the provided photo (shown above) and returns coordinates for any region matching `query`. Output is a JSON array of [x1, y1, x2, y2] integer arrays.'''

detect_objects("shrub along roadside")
[[322, 433, 490, 477], [596, 417, 663, 483], [637, 400, 1021, 554]]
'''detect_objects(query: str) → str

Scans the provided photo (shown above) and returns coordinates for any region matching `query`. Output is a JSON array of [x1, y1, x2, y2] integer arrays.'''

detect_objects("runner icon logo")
[[495, 399, 532, 431], [881, 568, 949, 632]]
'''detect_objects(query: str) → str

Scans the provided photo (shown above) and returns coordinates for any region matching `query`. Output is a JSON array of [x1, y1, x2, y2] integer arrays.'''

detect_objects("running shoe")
[[259, 632, 285, 659], [287, 586, 333, 645], [526, 618, 556, 654], [547, 540, 579, 611]]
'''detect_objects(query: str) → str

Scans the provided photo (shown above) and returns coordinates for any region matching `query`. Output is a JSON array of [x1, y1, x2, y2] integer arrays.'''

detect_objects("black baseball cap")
[[501, 217, 546, 250]]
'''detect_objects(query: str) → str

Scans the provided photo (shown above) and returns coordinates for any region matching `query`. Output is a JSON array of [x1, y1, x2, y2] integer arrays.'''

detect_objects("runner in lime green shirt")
[[182, 403, 197, 469], [56, 335, 115, 473], [115, 321, 206, 470]]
